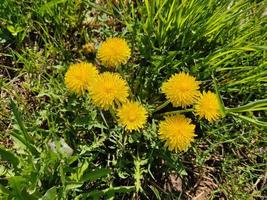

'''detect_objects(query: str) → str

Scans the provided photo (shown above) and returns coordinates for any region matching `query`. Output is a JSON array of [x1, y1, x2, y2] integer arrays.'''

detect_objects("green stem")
[[156, 108, 194, 117], [153, 100, 170, 113], [212, 72, 226, 117], [109, 107, 117, 120]]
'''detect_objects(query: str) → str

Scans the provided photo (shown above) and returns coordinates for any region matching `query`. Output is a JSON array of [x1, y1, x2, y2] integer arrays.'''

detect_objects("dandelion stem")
[[212, 72, 226, 117], [153, 100, 170, 113], [109, 107, 117, 121]]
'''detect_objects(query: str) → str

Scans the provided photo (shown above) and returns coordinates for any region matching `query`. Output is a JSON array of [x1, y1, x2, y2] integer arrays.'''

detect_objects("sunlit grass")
[[0, 0, 266, 199]]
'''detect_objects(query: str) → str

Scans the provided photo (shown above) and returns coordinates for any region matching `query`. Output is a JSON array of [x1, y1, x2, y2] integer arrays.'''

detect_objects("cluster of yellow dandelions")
[[160, 72, 222, 152], [64, 37, 222, 153], [65, 38, 147, 132]]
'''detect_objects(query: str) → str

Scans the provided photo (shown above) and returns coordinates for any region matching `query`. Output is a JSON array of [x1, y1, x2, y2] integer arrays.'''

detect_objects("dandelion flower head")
[[159, 114, 195, 152], [117, 101, 148, 131], [195, 91, 221, 122], [64, 62, 98, 95], [161, 72, 200, 107], [97, 37, 131, 68], [88, 72, 129, 110]]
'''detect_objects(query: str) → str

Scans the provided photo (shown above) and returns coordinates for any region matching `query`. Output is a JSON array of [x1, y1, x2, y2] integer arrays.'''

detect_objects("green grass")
[[1, 0, 267, 199]]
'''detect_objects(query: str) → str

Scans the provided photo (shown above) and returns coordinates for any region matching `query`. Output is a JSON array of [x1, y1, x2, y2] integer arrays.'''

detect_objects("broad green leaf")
[[9, 99, 31, 142], [81, 168, 111, 182], [39, 0, 67, 16], [0, 183, 10, 195], [10, 131, 39, 156], [85, 186, 135, 199], [8, 176, 26, 194], [6, 25, 24, 36], [40, 187, 58, 200], [70, 160, 89, 181], [0, 146, 19, 168], [9, 100, 39, 156], [65, 183, 83, 191]]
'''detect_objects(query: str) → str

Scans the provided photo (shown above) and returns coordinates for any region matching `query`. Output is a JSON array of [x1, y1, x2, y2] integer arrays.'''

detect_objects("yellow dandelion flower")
[[88, 72, 129, 110], [117, 101, 148, 131], [159, 114, 195, 152], [64, 62, 98, 95], [195, 91, 221, 122], [161, 72, 200, 107], [97, 37, 131, 68]]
